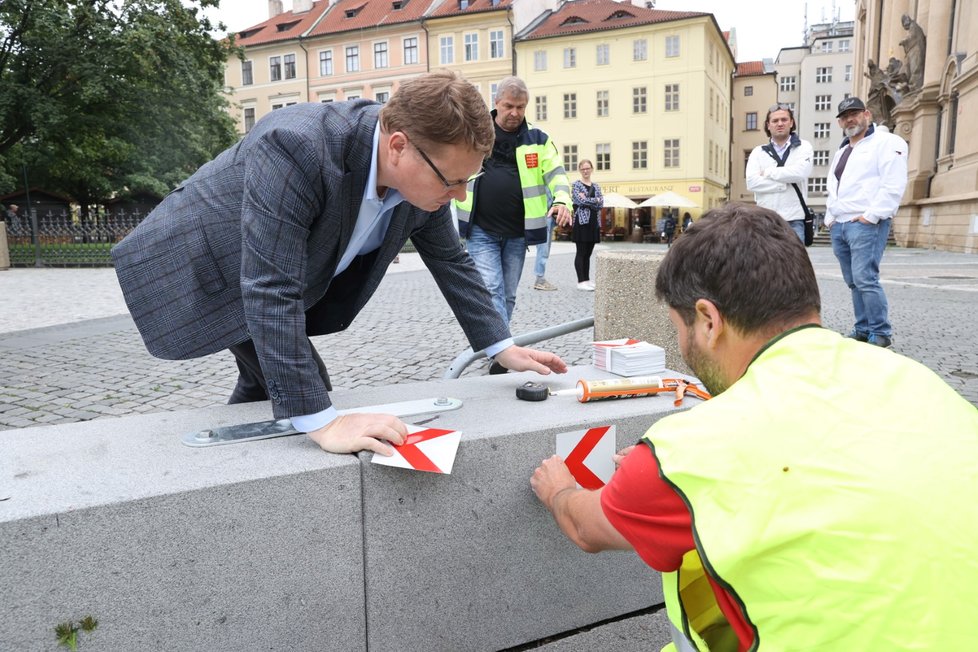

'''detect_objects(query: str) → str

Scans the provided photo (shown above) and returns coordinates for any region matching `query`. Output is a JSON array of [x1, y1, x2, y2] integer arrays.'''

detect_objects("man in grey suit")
[[113, 71, 567, 456]]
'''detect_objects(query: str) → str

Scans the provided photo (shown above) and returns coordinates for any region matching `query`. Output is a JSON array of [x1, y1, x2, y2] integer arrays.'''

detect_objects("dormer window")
[[276, 20, 300, 32], [392, 0, 408, 8], [345, 4, 365, 18], [561, 15, 587, 26]]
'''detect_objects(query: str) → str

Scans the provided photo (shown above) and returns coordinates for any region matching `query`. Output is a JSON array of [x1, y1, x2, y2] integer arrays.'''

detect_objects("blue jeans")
[[533, 215, 555, 279], [788, 219, 805, 243], [466, 224, 526, 324], [830, 220, 892, 337]]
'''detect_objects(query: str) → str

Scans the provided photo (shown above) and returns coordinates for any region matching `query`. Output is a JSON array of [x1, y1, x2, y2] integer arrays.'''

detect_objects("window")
[[808, 177, 828, 193], [821, 40, 833, 53], [270, 56, 282, 81], [319, 50, 333, 76], [563, 47, 576, 68], [271, 101, 297, 110], [563, 145, 578, 172], [814, 122, 831, 139], [664, 138, 680, 168], [779, 75, 796, 92], [374, 42, 389, 69], [664, 84, 679, 111], [665, 35, 680, 57], [345, 94, 360, 101], [440, 36, 454, 64], [632, 141, 648, 169], [464, 33, 478, 62], [563, 93, 577, 119], [284, 53, 296, 79], [596, 44, 610, 65], [244, 107, 256, 133], [596, 143, 611, 171], [534, 50, 547, 71], [490, 30, 504, 59], [816, 66, 833, 83], [596, 90, 609, 117], [746, 112, 758, 130], [814, 94, 831, 111], [404, 37, 419, 65], [633, 87, 647, 114], [633, 39, 647, 61], [839, 39, 851, 52], [709, 89, 714, 118], [345, 46, 360, 72], [744, 85, 753, 96], [813, 150, 830, 166], [535, 95, 547, 121], [241, 60, 253, 85], [845, 64, 853, 82], [375, 91, 390, 103]]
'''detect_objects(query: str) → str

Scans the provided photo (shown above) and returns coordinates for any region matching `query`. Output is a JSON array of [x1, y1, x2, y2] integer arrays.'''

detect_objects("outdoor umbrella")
[[638, 191, 698, 208], [600, 192, 639, 209]]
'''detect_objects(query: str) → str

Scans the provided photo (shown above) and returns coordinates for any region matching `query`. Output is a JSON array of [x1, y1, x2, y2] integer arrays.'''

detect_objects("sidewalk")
[[2, 243, 976, 433]]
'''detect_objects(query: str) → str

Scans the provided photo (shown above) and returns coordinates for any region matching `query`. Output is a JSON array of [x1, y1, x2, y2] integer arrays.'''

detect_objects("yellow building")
[[730, 61, 779, 205], [854, 0, 978, 253], [515, 0, 734, 230], [424, 0, 515, 105]]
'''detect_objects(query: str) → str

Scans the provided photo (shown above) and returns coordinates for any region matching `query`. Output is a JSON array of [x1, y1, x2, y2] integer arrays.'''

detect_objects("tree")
[[0, 0, 238, 209]]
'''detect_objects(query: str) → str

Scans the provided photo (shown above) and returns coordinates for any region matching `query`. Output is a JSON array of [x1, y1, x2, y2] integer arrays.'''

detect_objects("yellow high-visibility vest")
[[455, 117, 571, 246], [644, 326, 978, 650]]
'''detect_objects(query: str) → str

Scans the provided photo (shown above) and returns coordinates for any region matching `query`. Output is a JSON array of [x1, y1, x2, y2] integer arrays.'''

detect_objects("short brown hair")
[[380, 70, 494, 157], [655, 203, 820, 335]]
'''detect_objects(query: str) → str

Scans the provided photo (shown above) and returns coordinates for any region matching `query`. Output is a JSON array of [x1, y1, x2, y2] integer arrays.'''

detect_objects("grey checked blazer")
[[112, 101, 509, 419]]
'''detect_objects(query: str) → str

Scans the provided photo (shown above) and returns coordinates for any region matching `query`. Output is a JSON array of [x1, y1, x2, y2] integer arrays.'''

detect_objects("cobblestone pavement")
[[1, 243, 976, 432]]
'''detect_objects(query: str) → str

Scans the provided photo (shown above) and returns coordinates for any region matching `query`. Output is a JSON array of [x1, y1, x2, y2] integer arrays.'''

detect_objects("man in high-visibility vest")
[[532, 203, 978, 651], [455, 77, 571, 375]]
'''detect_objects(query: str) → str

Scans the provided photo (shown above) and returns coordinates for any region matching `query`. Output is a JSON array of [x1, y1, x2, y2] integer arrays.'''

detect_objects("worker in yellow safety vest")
[[454, 76, 571, 354], [531, 202, 978, 651]]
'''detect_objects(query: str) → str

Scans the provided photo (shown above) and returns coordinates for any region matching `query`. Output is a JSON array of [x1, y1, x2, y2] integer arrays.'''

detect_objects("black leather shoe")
[[867, 334, 892, 348], [844, 329, 868, 342], [488, 360, 509, 375]]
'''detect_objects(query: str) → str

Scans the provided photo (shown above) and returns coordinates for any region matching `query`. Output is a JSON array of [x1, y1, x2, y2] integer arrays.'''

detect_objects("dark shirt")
[[472, 123, 524, 238]]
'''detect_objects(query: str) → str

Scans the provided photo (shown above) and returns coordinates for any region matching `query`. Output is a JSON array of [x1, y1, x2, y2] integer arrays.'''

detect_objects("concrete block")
[[0, 403, 365, 652], [594, 250, 690, 374], [353, 366, 687, 652]]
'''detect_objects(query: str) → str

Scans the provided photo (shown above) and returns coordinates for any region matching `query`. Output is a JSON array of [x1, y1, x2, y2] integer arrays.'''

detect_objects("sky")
[[202, 0, 855, 63]]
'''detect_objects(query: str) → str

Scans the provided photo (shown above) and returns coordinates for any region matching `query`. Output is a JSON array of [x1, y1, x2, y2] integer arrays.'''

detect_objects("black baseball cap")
[[836, 97, 867, 117]]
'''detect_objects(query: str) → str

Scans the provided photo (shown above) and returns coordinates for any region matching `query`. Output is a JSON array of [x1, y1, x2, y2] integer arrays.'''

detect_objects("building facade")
[[854, 0, 977, 252], [221, 0, 735, 231], [515, 2, 733, 229]]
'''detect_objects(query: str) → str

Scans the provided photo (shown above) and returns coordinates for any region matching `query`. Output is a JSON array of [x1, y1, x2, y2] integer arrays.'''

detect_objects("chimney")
[[268, 0, 284, 18], [293, 0, 314, 12]]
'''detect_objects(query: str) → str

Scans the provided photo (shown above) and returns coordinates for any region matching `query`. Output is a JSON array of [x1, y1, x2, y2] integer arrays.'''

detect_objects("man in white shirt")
[[745, 104, 814, 242], [824, 97, 909, 348]]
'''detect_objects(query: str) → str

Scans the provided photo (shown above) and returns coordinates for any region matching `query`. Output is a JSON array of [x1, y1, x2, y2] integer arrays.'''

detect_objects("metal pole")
[[22, 161, 41, 267], [442, 316, 595, 379]]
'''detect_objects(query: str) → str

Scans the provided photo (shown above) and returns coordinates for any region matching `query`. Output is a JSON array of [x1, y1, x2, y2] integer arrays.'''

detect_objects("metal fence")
[[3, 209, 147, 267]]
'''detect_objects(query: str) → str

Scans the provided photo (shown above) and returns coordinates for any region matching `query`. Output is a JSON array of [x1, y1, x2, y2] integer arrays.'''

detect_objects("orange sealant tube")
[[575, 376, 665, 403]]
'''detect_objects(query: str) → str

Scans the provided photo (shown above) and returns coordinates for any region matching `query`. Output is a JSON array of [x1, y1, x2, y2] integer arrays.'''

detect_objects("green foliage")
[[54, 615, 98, 649], [0, 0, 238, 204]]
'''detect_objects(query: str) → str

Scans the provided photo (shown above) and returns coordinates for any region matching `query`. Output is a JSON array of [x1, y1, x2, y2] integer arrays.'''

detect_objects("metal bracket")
[[182, 396, 463, 447]]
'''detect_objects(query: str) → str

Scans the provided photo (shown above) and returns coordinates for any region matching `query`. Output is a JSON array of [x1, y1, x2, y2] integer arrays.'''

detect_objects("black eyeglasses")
[[412, 143, 485, 188]]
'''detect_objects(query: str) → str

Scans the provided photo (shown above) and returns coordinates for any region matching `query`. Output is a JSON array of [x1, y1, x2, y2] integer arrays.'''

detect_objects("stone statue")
[[900, 14, 926, 91], [864, 58, 906, 129]]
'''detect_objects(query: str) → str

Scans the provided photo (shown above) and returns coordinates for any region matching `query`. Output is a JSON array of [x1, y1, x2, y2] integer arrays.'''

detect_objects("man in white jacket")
[[745, 104, 814, 242], [825, 96, 908, 349]]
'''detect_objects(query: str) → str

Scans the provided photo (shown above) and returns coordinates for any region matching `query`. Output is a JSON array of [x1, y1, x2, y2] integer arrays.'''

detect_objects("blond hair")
[[380, 70, 494, 157]]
